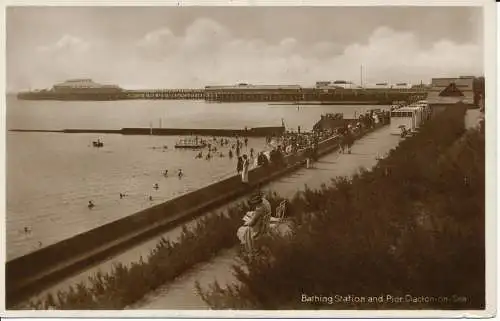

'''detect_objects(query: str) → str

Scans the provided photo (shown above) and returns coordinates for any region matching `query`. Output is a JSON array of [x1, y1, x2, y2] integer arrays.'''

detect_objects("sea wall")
[[5, 121, 386, 306], [121, 126, 285, 137]]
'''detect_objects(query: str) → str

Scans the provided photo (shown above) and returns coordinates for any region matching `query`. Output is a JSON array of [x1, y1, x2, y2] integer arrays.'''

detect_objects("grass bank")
[[197, 105, 485, 310]]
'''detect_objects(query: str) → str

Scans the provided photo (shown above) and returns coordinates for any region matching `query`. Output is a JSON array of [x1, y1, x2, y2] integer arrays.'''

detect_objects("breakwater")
[[9, 126, 286, 137], [6, 120, 387, 307]]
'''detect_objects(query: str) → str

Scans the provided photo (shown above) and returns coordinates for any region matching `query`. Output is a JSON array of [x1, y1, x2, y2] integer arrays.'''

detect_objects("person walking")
[[237, 156, 243, 174], [241, 154, 250, 184]]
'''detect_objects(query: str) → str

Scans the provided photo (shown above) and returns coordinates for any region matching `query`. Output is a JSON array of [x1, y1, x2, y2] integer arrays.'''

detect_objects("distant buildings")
[[17, 79, 124, 100], [427, 76, 475, 106], [315, 81, 359, 89], [315, 81, 416, 90], [205, 83, 302, 92], [53, 79, 122, 92]]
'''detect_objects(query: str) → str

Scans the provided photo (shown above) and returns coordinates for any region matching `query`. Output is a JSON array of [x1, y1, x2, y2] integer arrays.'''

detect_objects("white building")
[[315, 80, 360, 89]]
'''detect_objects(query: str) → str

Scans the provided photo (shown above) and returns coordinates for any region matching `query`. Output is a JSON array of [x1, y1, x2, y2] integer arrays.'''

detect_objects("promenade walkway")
[[129, 125, 402, 309], [130, 109, 483, 309], [20, 125, 398, 308]]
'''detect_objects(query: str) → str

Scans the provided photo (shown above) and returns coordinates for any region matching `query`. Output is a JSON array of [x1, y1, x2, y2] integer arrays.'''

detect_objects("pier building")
[[427, 76, 480, 111]]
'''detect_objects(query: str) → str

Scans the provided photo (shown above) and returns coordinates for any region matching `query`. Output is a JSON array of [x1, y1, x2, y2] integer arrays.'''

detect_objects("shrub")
[[198, 105, 485, 310]]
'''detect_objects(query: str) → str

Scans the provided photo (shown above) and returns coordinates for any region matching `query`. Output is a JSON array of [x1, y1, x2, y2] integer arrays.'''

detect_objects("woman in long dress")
[[241, 154, 249, 184], [237, 190, 271, 251]]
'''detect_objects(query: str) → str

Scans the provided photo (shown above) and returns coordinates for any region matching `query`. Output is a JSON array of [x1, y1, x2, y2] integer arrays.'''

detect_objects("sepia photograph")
[[1, 0, 495, 318]]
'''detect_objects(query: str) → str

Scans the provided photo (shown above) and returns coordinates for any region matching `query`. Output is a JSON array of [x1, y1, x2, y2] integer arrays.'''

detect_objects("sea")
[[6, 95, 386, 261]]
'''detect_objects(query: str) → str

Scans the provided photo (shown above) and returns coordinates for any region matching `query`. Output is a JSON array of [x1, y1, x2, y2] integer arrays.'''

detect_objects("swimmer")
[[88, 201, 95, 209], [154, 183, 159, 190], [120, 193, 124, 199], [178, 169, 183, 178], [164, 169, 169, 176], [24, 226, 31, 234], [149, 196, 153, 201]]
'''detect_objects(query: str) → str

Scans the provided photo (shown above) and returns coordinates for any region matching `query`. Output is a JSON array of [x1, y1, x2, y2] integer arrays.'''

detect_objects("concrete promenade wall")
[[5, 122, 386, 307]]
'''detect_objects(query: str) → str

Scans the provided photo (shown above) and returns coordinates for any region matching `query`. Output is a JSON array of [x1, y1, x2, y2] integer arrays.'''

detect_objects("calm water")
[[6, 95, 385, 260]]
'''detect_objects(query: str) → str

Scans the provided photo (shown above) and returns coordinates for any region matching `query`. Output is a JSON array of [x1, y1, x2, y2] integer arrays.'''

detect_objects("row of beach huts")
[[389, 100, 432, 136]]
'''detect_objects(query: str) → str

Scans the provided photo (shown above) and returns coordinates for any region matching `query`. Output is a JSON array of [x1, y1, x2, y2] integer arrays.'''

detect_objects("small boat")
[[92, 140, 104, 147], [174, 138, 206, 149]]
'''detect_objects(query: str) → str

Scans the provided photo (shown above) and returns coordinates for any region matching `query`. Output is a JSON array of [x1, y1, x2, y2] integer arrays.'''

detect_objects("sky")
[[6, 6, 484, 91]]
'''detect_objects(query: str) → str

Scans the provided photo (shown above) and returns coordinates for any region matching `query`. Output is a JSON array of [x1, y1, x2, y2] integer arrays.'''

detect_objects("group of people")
[[194, 135, 251, 161], [233, 131, 323, 185], [162, 168, 183, 178], [87, 114, 377, 211], [265, 130, 320, 156], [88, 168, 185, 209]]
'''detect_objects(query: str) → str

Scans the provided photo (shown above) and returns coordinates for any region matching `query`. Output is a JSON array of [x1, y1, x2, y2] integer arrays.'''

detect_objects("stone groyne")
[[9, 126, 286, 137], [6, 121, 387, 307]]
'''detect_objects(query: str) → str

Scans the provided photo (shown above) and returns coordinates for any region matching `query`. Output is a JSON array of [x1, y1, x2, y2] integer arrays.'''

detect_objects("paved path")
[[129, 125, 402, 309], [21, 125, 400, 308], [129, 109, 481, 310]]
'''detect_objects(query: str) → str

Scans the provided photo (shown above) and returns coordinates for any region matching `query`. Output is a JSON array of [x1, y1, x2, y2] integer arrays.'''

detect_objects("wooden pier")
[[124, 89, 205, 100], [120, 88, 426, 103]]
